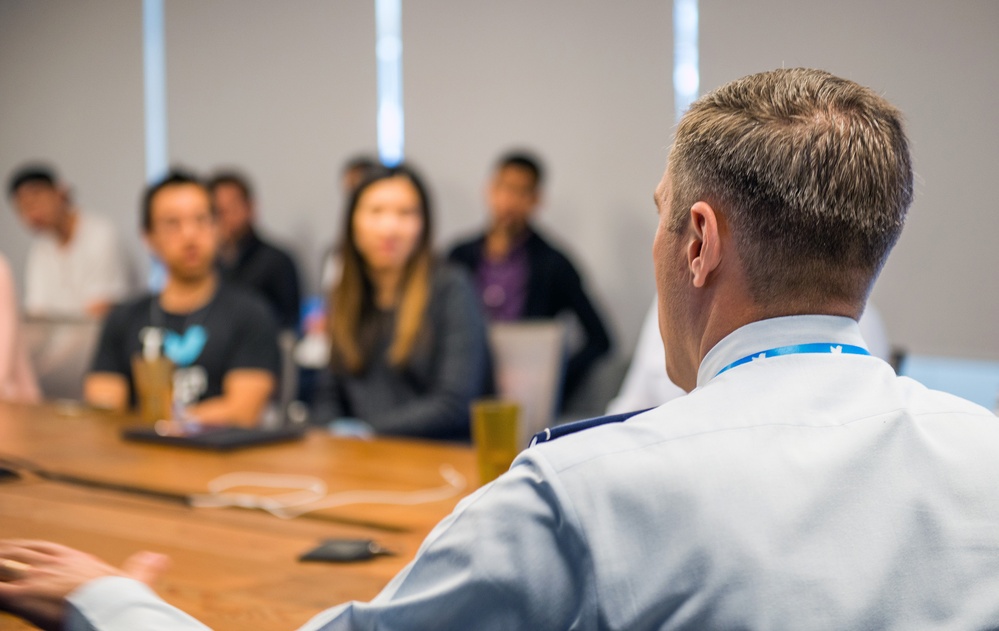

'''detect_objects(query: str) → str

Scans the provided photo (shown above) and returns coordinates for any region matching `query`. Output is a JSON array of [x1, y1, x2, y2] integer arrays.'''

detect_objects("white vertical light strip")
[[143, 0, 168, 182], [143, 0, 168, 290], [375, 0, 404, 166], [673, 0, 699, 122]]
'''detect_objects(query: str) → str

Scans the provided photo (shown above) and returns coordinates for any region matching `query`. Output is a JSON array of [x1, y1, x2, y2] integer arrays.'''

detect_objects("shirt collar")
[[696, 315, 869, 388]]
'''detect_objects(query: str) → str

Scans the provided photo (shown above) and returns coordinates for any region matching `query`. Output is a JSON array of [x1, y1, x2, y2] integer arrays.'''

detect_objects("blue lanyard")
[[715, 343, 870, 378]]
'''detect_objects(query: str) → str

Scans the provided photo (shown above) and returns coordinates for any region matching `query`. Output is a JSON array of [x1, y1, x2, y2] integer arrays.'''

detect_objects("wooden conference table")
[[0, 402, 478, 630]]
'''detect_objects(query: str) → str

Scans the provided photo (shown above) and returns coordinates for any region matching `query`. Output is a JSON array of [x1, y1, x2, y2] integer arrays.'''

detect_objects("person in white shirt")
[[7, 164, 131, 318], [3, 68, 999, 630], [608, 298, 892, 413]]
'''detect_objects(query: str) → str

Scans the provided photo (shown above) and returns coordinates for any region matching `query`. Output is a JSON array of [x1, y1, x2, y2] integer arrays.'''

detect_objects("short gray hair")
[[668, 68, 913, 304]]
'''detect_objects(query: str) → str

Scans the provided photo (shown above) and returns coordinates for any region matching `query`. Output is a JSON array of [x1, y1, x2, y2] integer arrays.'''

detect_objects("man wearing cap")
[[6, 164, 131, 318]]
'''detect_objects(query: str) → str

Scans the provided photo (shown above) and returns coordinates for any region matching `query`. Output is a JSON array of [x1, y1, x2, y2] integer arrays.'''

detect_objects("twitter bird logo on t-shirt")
[[164, 325, 207, 367]]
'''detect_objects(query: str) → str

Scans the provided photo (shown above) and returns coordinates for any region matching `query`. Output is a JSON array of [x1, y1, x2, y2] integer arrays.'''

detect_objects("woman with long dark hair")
[[320, 164, 491, 440]]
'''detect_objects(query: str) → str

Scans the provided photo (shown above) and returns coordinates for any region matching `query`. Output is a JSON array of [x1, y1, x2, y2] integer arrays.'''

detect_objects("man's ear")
[[687, 201, 722, 289]]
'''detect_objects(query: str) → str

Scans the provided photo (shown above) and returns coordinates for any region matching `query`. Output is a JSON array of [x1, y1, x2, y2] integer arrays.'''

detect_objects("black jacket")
[[218, 229, 301, 331]]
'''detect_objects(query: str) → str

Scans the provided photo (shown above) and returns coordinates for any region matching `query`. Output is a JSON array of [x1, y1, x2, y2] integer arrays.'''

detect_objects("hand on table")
[[0, 540, 169, 631]]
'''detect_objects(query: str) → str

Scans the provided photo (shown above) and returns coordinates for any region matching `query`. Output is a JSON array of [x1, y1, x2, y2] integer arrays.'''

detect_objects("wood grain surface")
[[0, 402, 479, 630]]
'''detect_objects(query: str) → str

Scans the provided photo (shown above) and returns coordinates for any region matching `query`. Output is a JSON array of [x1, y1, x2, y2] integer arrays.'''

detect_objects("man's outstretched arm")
[[0, 540, 202, 631], [0, 453, 585, 631]]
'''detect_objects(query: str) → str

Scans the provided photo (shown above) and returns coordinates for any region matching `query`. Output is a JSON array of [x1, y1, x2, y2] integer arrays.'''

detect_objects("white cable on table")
[[188, 465, 467, 519]]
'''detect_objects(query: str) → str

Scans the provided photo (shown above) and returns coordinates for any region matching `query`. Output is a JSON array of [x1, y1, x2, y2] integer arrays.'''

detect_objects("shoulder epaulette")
[[530, 408, 652, 446]]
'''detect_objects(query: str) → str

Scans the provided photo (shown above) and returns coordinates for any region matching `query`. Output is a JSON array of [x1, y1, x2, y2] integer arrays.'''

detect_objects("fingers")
[[0, 548, 50, 567], [0, 540, 93, 576], [0, 540, 168, 584], [0, 539, 147, 631], [0, 540, 79, 568], [121, 551, 171, 586], [0, 540, 45, 584], [0, 540, 73, 555], [0, 559, 30, 582], [0, 540, 170, 590]]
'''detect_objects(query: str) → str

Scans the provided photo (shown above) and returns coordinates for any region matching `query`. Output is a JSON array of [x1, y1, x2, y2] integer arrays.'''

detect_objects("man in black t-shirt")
[[85, 171, 279, 426]]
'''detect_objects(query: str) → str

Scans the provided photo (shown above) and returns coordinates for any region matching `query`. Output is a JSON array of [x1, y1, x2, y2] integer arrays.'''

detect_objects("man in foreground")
[[83, 171, 280, 426], [3, 68, 999, 629]]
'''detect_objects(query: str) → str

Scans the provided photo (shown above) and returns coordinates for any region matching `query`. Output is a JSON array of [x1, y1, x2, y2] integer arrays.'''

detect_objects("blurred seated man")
[[6, 164, 131, 318], [448, 151, 611, 401], [84, 171, 279, 426], [208, 170, 301, 331], [607, 298, 892, 413]]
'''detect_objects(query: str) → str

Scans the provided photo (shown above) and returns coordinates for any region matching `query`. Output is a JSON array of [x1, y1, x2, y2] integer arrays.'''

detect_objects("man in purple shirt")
[[448, 151, 612, 402]]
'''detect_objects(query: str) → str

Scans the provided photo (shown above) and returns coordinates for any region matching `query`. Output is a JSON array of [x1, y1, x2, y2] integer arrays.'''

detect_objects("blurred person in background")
[[448, 150, 611, 403], [296, 155, 381, 397], [85, 170, 279, 426], [208, 170, 301, 332], [314, 164, 492, 440], [6, 164, 132, 318], [316, 155, 381, 296]]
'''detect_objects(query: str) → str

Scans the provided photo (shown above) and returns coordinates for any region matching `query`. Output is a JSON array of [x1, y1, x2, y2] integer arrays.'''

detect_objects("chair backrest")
[[488, 320, 566, 447], [21, 315, 102, 401], [276, 329, 301, 423]]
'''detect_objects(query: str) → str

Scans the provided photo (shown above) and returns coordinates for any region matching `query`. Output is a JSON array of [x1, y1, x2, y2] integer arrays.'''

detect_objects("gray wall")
[[1, 0, 997, 361], [699, 0, 999, 359], [405, 0, 671, 356], [165, 0, 377, 288], [0, 1, 145, 276]]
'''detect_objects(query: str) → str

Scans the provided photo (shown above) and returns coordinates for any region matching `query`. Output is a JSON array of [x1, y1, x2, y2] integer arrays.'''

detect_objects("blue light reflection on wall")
[[143, 0, 168, 290], [673, 0, 699, 123], [143, 0, 168, 183], [376, 0, 404, 166]]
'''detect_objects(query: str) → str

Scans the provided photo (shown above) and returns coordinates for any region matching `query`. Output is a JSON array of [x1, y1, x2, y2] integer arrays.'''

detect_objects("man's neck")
[[484, 222, 529, 261], [696, 296, 863, 380], [53, 208, 78, 247], [159, 273, 218, 314]]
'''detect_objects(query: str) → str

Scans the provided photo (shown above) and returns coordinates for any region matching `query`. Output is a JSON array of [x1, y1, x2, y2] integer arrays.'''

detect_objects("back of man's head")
[[667, 68, 913, 307], [141, 169, 208, 233], [7, 164, 58, 199]]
